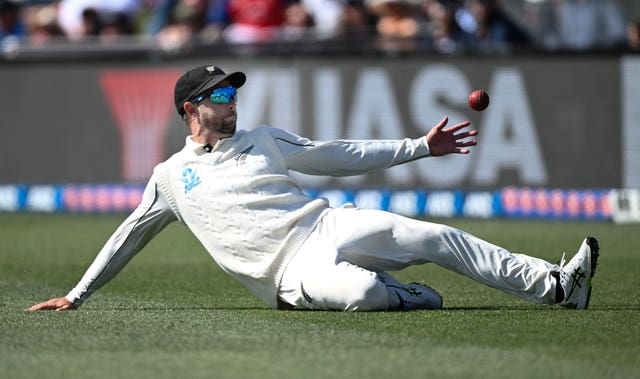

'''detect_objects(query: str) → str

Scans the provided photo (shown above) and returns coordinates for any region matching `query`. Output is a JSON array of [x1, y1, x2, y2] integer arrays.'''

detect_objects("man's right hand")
[[27, 297, 76, 312], [425, 116, 477, 156]]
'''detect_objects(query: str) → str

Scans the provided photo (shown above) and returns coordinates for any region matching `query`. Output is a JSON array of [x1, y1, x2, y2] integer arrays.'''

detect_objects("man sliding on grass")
[[28, 64, 599, 312]]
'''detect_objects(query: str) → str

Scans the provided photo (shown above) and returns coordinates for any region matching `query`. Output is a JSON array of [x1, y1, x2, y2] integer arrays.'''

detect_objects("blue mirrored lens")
[[209, 86, 237, 104]]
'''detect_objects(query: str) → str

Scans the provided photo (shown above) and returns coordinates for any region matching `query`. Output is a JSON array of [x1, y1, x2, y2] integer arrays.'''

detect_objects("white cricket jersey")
[[65, 125, 431, 308]]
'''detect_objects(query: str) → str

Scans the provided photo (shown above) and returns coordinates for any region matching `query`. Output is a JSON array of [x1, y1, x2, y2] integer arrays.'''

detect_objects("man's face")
[[194, 80, 238, 136]]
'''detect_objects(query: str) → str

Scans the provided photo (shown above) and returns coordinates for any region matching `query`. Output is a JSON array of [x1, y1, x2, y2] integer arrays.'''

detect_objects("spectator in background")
[[339, 0, 377, 38], [367, 0, 423, 52], [99, 11, 136, 42], [65, 6, 136, 42], [57, 0, 141, 41], [0, 0, 26, 44], [421, 0, 465, 53], [201, 0, 231, 42], [79, 8, 102, 38], [26, 4, 67, 47], [280, 1, 314, 41], [4, 0, 635, 53], [457, 0, 530, 51], [223, 0, 286, 44], [627, 19, 640, 50], [516, 0, 555, 49], [145, 0, 178, 35], [551, 0, 626, 50], [301, 0, 345, 39], [156, 0, 209, 52]]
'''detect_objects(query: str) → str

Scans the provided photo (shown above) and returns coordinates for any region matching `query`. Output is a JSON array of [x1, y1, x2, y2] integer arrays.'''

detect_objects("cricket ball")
[[469, 89, 490, 111]]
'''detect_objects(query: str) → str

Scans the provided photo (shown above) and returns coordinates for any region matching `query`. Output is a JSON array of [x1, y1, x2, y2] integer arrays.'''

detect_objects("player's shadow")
[[105, 306, 270, 311], [440, 306, 545, 311], [87, 304, 640, 312]]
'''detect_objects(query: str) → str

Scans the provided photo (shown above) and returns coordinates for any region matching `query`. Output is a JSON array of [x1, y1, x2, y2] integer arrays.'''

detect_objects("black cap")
[[174, 65, 246, 117]]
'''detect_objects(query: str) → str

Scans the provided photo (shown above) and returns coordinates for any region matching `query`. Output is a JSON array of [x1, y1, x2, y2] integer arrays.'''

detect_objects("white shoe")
[[378, 272, 443, 311], [558, 237, 600, 309]]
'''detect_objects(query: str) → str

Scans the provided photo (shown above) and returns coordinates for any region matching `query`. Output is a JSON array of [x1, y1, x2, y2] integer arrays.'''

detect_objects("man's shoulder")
[[153, 148, 188, 173], [234, 125, 280, 143], [245, 124, 274, 135], [164, 148, 187, 163]]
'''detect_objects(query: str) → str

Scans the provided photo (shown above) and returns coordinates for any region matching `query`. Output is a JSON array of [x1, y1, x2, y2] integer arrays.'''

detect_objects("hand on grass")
[[27, 297, 75, 312], [426, 117, 477, 157]]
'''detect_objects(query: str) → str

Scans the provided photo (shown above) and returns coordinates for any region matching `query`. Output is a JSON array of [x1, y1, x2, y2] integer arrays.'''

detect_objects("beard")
[[218, 117, 237, 135], [201, 112, 237, 136]]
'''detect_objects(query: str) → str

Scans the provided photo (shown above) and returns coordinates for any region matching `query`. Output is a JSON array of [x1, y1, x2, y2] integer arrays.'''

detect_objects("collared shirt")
[[66, 125, 431, 308]]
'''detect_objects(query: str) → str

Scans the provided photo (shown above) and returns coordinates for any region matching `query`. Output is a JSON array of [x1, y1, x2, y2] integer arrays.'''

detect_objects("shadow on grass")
[[103, 306, 270, 311], [92, 306, 571, 312], [71, 304, 640, 312], [441, 306, 546, 311]]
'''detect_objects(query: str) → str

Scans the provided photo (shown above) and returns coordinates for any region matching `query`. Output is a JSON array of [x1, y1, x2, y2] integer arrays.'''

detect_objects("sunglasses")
[[192, 86, 238, 104]]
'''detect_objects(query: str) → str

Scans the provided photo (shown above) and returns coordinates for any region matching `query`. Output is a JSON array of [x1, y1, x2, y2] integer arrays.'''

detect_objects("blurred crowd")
[[1, 0, 640, 55]]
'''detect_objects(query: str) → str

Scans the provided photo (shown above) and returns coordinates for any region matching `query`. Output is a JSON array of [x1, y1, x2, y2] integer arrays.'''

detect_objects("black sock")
[[552, 271, 564, 303]]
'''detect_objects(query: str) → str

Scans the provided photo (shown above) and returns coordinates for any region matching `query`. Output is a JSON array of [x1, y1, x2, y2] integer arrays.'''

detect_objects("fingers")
[[56, 303, 75, 312], [451, 123, 477, 151], [26, 301, 56, 311], [26, 298, 74, 312], [434, 116, 449, 130], [455, 139, 476, 153], [432, 118, 475, 135], [454, 130, 478, 139], [456, 140, 477, 147], [426, 117, 478, 156], [444, 120, 472, 134], [26, 301, 48, 311]]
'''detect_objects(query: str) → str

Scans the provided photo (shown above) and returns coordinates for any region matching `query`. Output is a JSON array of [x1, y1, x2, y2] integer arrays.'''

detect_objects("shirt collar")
[[185, 132, 240, 154], [185, 136, 211, 154]]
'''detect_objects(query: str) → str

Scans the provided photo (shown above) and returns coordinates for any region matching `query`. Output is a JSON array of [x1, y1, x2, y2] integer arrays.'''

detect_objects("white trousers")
[[278, 206, 559, 311]]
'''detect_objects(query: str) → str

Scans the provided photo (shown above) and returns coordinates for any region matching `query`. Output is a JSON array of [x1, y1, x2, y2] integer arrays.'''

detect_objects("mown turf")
[[1, 213, 639, 379]]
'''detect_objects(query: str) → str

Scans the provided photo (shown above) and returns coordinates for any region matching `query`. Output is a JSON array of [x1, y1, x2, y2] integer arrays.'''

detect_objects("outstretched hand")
[[26, 297, 75, 312], [425, 117, 477, 157]]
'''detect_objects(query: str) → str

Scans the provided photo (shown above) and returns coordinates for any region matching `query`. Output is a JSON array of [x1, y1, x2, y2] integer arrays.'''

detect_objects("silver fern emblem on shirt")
[[234, 145, 254, 165], [181, 167, 201, 194]]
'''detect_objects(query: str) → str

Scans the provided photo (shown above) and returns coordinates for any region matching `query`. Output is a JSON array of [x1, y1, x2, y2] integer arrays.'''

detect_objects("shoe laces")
[[558, 252, 567, 268]]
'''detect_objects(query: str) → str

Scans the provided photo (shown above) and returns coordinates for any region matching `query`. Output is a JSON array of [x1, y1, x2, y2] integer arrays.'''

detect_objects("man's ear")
[[183, 102, 197, 117]]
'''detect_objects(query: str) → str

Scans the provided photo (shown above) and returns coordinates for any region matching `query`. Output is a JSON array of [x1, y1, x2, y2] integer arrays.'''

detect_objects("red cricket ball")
[[469, 89, 490, 111]]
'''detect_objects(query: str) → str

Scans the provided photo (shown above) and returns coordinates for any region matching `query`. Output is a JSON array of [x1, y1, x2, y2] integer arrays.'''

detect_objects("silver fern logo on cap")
[[206, 66, 215, 74]]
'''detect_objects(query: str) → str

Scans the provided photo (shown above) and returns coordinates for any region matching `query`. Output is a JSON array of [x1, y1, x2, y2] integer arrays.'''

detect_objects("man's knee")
[[301, 271, 389, 311], [336, 276, 389, 312]]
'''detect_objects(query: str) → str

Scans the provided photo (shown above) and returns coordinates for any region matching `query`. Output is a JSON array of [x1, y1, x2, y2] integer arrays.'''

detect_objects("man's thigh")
[[321, 207, 436, 270], [279, 226, 390, 311]]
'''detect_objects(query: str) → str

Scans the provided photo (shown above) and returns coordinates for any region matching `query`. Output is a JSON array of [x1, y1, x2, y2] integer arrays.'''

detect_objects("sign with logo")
[[0, 56, 631, 191]]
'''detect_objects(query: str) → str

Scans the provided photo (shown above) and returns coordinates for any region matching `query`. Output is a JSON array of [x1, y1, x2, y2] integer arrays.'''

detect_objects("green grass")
[[1, 213, 639, 379]]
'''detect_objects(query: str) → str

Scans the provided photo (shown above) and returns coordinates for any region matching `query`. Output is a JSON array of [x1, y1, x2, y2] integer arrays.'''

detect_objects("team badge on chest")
[[181, 167, 202, 194]]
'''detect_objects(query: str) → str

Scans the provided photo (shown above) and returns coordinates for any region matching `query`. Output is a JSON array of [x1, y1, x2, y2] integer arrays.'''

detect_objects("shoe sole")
[[582, 236, 600, 309]]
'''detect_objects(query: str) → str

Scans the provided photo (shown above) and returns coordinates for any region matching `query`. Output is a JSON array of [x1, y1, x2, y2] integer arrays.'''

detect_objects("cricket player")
[[28, 65, 599, 312]]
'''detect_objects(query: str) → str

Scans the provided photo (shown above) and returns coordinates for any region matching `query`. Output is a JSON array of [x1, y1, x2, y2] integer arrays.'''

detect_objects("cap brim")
[[196, 71, 246, 98]]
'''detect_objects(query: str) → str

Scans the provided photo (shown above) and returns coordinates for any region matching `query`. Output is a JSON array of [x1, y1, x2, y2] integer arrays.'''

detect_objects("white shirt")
[[66, 125, 430, 308]]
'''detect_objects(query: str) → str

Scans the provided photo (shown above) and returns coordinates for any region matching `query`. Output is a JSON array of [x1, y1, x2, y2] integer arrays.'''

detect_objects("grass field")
[[1, 213, 639, 379]]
